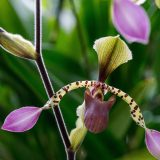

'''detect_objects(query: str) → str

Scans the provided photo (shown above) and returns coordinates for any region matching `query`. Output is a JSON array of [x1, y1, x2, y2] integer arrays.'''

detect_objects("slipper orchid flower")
[[1, 35, 160, 159]]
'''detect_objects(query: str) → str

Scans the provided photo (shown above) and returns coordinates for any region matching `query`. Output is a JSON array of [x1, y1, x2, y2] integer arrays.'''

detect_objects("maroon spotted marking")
[[76, 81, 79, 85], [131, 99, 134, 102], [139, 115, 143, 120], [94, 81, 97, 86], [131, 110, 136, 114], [101, 83, 105, 90], [105, 85, 109, 90], [96, 83, 101, 88], [134, 105, 138, 110], [85, 81, 88, 87], [118, 89, 121, 93], [132, 114, 136, 117], [59, 95, 62, 99], [63, 87, 68, 93], [124, 93, 128, 97], [58, 91, 61, 94], [67, 86, 69, 89], [130, 102, 132, 105], [53, 100, 59, 103]]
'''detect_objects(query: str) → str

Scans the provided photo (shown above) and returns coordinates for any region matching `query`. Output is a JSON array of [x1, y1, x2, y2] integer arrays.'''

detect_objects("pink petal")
[[145, 129, 160, 159], [112, 0, 150, 44], [1, 106, 42, 132]]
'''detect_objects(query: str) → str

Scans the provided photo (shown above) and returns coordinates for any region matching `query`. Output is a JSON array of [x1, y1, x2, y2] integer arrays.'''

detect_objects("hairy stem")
[[34, 0, 75, 159]]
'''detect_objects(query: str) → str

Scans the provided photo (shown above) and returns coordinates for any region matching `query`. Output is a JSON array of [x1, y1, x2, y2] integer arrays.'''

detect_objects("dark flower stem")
[[68, 150, 76, 160], [34, 0, 75, 159]]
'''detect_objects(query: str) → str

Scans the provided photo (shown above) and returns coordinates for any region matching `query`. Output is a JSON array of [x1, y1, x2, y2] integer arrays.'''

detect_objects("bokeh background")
[[0, 0, 160, 159]]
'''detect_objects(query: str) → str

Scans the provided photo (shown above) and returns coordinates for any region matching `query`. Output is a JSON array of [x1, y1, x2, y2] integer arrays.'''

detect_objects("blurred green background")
[[0, 0, 160, 159]]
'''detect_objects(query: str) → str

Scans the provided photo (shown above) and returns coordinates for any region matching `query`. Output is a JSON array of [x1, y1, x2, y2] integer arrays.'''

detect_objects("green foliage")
[[0, 0, 159, 159]]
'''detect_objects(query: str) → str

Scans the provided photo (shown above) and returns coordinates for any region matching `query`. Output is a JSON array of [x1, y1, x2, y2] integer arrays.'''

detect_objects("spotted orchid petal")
[[112, 0, 150, 44], [94, 36, 132, 82], [145, 129, 160, 159], [1, 106, 42, 132]]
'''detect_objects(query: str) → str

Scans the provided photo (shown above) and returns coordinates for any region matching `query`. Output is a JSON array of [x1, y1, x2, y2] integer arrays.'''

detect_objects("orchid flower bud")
[[0, 28, 37, 60], [112, 0, 150, 44]]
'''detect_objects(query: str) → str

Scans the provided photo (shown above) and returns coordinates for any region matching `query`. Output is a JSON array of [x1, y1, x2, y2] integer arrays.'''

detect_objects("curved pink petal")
[[145, 129, 160, 159], [1, 106, 42, 132], [112, 0, 150, 44]]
